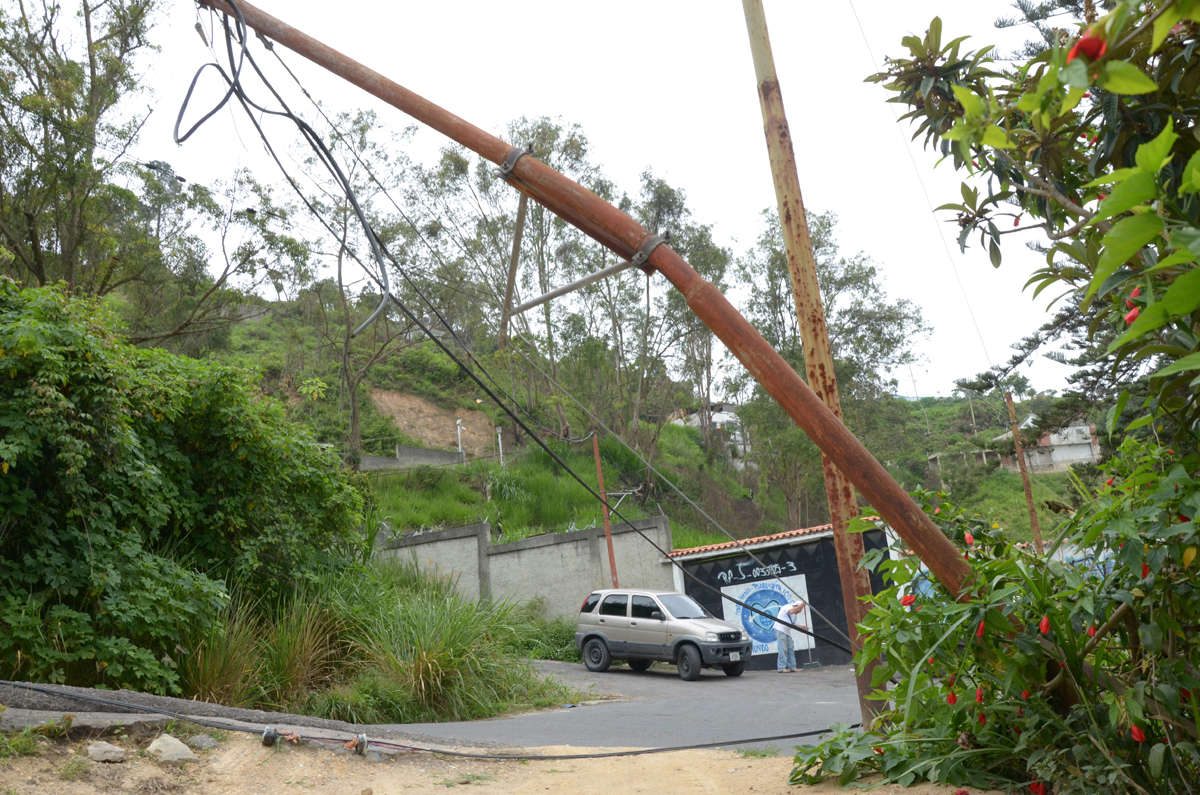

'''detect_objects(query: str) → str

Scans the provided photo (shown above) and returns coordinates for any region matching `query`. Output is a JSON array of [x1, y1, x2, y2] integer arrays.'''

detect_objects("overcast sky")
[[131, 0, 1076, 398]]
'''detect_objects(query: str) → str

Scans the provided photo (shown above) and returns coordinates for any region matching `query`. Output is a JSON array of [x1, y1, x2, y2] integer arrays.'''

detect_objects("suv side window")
[[580, 593, 601, 613], [630, 595, 659, 619], [599, 594, 628, 616]]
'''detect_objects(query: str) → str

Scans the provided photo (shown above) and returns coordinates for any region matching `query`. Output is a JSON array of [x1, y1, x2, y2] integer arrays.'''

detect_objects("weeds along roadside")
[[179, 558, 581, 725]]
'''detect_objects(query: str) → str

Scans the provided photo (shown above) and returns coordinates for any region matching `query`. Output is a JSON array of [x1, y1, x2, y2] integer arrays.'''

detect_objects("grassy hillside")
[[372, 424, 743, 548]]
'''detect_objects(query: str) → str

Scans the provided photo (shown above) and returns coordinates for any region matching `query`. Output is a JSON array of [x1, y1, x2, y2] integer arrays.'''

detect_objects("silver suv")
[[575, 589, 752, 681]]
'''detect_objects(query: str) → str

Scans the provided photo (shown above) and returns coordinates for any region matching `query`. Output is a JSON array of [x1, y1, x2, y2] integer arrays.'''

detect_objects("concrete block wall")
[[379, 516, 674, 617]]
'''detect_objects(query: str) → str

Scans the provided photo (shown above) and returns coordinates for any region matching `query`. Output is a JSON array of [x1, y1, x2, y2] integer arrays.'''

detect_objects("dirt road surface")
[[1, 730, 998, 795]]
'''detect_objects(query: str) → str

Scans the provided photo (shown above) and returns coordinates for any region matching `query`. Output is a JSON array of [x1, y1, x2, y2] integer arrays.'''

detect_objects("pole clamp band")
[[631, 232, 670, 272], [498, 146, 533, 181]]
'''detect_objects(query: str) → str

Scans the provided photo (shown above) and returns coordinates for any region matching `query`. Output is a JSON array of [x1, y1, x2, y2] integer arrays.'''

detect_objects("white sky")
[[129, 0, 1077, 398]]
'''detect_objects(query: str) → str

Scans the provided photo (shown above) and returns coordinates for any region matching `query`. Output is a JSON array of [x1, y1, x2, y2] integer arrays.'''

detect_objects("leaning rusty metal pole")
[[1005, 392, 1045, 555], [497, 193, 528, 349], [199, 0, 973, 599], [742, 0, 876, 725], [592, 430, 620, 588]]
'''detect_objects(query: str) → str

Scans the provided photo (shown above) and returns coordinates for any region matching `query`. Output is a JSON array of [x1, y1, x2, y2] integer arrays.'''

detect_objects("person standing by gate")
[[773, 600, 807, 672]]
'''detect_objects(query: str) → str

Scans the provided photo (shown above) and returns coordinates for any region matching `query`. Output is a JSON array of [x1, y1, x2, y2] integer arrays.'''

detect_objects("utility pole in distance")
[[1005, 392, 1045, 555], [742, 0, 877, 726]]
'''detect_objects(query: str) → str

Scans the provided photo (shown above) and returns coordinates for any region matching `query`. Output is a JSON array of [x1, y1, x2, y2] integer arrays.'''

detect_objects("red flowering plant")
[[866, 1, 1200, 441], [791, 439, 1200, 794]]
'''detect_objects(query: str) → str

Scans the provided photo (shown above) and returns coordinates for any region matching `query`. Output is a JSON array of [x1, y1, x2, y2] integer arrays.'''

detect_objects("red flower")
[[1106, 478, 1114, 487], [965, 532, 975, 546], [1126, 298, 1135, 309], [947, 692, 958, 705], [1131, 725, 1146, 742], [1022, 689, 1030, 699], [928, 657, 935, 665], [1067, 29, 1108, 63], [1039, 616, 1051, 635], [1090, 134, 1098, 144], [1182, 688, 1192, 701], [1125, 306, 1140, 324], [955, 791, 969, 795], [1098, 193, 1107, 200], [901, 594, 917, 607], [977, 620, 986, 638], [1131, 286, 1142, 298], [934, 507, 940, 514], [1015, 727, 1022, 735], [1087, 625, 1096, 638], [978, 712, 987, 726], [1030, 783, 1046, 795], [1014, 217, 1021, 227], [1018, 706, 1025, 717], [976, 686, 985, 703], [874, 747, 884, 754], [1083, 92, 1092, 98], [948, 675, 956, 686], [1142, 563, 1151, 578]]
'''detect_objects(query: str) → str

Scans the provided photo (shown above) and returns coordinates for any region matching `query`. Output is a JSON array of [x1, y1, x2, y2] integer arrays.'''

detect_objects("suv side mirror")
[[651, 611, 664, 620]]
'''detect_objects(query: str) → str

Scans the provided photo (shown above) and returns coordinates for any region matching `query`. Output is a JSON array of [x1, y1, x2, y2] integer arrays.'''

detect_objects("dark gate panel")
[[680, 530, 888, 669]]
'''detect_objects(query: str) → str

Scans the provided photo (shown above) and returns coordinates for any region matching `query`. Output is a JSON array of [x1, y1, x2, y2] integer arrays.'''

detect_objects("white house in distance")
[[993, 416, 1101, 474], [668, 402, 751, 463]]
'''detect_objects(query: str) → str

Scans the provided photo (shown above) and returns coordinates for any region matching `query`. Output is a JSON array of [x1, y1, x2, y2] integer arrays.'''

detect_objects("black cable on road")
[[0, 680, 858, 760]]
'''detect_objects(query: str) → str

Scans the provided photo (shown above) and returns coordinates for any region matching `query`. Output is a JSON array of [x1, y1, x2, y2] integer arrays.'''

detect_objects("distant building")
[[993, 417, 1100, 474], [668, 402, 750, 463]]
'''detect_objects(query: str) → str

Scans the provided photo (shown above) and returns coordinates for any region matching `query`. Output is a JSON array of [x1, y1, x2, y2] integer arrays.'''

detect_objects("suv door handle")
[[630, 621, 638, 626], [599, 618, 605, 623]]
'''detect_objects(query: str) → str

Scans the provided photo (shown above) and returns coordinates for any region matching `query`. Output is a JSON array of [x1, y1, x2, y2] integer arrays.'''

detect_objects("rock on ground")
[[147, 733, 198, 762], [87, 741, 125, 762], [187, 734, 220, 750]]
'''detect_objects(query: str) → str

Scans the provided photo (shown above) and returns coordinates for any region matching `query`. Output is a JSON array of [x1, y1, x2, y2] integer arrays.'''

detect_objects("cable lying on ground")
[[1, 680, 858, 760]]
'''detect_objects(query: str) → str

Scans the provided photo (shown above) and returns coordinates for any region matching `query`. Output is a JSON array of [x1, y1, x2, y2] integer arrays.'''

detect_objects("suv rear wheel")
[[628, 659, 652, 672], [583, 638, 611, 672], [676, 644, 702, 681], [722, 660, 746, 677]]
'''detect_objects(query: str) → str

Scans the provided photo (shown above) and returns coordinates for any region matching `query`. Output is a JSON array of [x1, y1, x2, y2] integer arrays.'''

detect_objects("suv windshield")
[[658, 594, 709, 620]]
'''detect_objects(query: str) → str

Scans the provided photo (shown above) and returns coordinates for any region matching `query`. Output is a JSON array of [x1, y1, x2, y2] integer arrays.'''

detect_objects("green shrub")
[[0, 281, 362, 693], [795, 439, 1200, 794]]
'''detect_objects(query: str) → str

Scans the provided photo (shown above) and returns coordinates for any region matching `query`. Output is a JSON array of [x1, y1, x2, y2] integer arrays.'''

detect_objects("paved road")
[[384, 661, 861, 751]]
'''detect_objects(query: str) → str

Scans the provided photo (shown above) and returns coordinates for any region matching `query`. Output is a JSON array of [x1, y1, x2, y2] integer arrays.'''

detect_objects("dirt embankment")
[[0, 731, 995, 795], [370, 390, 513, 459]]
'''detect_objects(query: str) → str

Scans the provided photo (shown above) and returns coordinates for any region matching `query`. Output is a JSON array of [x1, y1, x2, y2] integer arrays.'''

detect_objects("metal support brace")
[[507, 232, 671, 318], [498, 146, 532, 181]]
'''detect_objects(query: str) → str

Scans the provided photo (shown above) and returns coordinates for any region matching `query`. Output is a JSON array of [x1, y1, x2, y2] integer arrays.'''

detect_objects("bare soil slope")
[[370, 389, 510, 458]]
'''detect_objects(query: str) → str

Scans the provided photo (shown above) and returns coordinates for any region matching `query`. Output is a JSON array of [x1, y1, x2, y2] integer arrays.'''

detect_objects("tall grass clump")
[[179, 558, 579, 724], [179, 601, 262, 708]]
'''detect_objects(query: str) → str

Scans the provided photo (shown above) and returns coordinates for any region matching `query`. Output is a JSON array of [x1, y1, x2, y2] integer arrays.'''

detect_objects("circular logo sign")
[[740, 587, 785, 644]]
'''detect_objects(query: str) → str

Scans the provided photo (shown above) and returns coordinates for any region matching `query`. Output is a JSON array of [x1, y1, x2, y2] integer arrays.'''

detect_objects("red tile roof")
[[668, 524, 833, 557]]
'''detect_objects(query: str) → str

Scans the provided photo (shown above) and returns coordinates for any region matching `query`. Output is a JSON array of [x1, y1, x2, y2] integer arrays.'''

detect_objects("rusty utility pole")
[[497, 193, 529, 349], [197, 0, 973, 604], [741, 0, 877, 725], [1005, 392, 1045, 555], [592, 430, 619, 587]]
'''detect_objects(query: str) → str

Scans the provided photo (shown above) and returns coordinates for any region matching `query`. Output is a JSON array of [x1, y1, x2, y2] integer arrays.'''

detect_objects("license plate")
[[729, 652, 741, 661]]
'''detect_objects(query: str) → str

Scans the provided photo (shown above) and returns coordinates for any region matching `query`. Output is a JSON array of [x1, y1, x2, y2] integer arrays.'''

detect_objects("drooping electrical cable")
[[844, 0, 994, 371], [175, 2, 857, 655], [511, 330, 855, 647], [174, 0, 387, 337]]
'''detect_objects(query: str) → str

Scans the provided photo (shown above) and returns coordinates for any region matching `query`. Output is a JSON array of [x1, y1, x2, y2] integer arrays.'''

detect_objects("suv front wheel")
[[676, 644, 702, 681], [583, 638, 611, 672]]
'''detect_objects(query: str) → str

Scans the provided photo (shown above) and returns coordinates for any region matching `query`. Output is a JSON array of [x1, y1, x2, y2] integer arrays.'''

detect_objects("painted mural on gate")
[[719, 574, 813, 656]]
